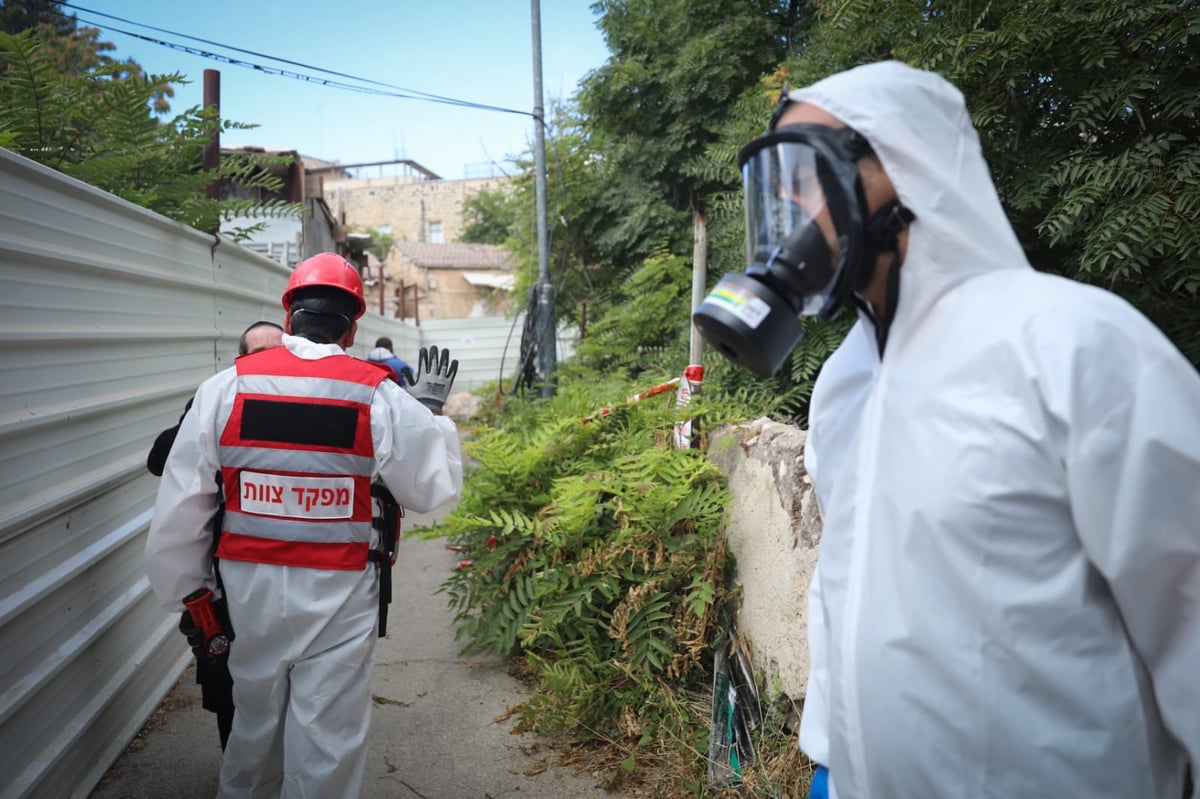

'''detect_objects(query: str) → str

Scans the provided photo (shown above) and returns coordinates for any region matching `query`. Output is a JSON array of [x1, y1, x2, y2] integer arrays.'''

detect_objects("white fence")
[[0, 147, 531, 798], [422, 315, 522, 393]]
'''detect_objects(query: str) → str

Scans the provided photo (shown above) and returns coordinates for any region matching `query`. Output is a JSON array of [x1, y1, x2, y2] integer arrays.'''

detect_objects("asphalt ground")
[[91, 505, 615, 799]]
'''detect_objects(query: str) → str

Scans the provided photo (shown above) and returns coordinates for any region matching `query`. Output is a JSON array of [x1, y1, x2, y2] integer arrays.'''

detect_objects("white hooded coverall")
[[795, 62, 1200, 798], [145, 334, 462, 798]]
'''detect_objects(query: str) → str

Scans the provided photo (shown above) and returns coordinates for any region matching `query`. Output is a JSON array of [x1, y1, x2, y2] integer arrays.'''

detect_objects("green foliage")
[[1, 0, 74, 37], [775, 0, 1200, 364], [427, 372, 746, 784], [465, 2, 809, 338], [0, 29, 298, 238], [1, 3, 174, 112], [557, 0, 851, 421], [549, 0, 1199, 435], [495, 101, 638, 332], [565, 0, 811, 336], [582, 0, 807, 214], [569, 250, 817, 423], [460, 184, 519, 245], [574, 252, 694, 375], [348, 225, 395, 263]]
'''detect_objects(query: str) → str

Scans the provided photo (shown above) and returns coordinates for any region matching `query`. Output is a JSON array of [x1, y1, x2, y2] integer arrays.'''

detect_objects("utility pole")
[[531, 0, 556, 396]]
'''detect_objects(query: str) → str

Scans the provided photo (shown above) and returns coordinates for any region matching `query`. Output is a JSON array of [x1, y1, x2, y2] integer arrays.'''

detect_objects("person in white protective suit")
[[145, 252, 463, 798], [693, 61, 1200, 798]]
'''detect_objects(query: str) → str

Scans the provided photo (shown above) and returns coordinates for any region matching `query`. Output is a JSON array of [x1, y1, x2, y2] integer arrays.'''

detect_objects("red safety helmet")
[[281, 253, 367, 319]]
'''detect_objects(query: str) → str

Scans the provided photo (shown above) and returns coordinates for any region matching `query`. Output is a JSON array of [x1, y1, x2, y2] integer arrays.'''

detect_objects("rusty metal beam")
[[306, 159, 442, 181]]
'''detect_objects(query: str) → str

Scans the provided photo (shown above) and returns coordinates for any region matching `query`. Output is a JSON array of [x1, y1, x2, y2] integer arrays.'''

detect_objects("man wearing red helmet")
[[144, 252, 463, 798]]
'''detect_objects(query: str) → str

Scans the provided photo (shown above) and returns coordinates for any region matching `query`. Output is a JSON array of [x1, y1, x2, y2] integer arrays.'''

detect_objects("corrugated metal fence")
[[0, 148, 539, 798]]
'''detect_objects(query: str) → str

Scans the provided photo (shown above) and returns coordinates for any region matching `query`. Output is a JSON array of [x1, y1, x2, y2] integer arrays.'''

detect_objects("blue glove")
[[808, 765, 829, 799]]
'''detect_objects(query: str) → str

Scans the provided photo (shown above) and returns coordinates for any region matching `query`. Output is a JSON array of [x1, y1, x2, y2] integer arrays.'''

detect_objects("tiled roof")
[[393, 241, 512, 270]]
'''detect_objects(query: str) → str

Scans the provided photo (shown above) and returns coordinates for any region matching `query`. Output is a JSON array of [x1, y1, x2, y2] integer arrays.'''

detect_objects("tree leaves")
[[427, 370, 735, 759], [0, 30, 300, 239]]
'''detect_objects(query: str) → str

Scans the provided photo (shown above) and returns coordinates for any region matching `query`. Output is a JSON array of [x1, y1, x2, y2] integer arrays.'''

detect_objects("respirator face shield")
[[742, 140, 847, 316], [693, 123, 875, 377]]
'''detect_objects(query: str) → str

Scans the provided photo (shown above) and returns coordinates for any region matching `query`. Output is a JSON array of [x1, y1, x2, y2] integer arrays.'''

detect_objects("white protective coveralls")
[[794, 62, 1200, 798], [145, 334, 462, 798]]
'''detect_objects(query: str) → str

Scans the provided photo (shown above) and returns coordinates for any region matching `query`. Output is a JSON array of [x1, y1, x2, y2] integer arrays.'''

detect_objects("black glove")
[[179, 609, 205, 659], [400, 345, 459, 415]]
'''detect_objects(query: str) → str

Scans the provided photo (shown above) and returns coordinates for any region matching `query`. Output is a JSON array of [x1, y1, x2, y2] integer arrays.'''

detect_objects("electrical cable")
[[35, 0, 549, 393], [52, 0, 532, 117], [496, 295, 525, 392], [45, 0, 557, 392], [509, 286, 541, 395]]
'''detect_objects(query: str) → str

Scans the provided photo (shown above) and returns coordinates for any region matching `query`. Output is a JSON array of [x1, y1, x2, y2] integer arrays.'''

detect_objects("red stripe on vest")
[[216, 532, 370, 570], [235, 346, 387, 385]]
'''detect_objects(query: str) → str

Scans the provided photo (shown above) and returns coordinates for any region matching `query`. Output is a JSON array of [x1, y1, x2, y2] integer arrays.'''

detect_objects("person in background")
[[147, 322, 284, 476], [144, 253, 462, 797], [700, 61, 1200, 798], [237, 321, 284, 359], [367, 335, 410, 382], [145, 319, 284, 751]]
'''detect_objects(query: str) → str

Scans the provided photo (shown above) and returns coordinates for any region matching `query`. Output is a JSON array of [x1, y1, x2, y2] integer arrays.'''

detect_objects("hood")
[[790, 61, 1030, 345], [367, 347, 394, 362]]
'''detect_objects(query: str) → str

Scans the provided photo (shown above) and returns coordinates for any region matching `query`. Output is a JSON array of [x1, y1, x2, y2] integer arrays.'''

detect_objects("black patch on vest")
[[240, 399, 358, 449]]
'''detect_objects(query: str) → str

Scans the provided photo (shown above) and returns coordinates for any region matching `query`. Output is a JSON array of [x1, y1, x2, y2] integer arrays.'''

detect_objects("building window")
[[429, 220, 443, 244]]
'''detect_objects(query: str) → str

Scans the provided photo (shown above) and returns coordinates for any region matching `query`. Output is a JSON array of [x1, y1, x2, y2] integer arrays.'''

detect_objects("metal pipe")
[[202, 70, 220, 235], [689, 205, 708, 365]]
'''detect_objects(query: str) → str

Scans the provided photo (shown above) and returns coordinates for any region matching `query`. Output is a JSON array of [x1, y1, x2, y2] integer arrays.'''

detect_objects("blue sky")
[[72, 1, 610, 180]]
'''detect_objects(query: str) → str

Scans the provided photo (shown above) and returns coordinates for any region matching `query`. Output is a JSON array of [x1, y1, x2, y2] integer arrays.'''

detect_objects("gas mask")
[[693, 121, 914, 376]]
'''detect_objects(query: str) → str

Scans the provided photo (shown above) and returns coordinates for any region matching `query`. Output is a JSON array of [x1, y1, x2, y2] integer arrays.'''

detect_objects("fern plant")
[[424, 368, 749, 784]]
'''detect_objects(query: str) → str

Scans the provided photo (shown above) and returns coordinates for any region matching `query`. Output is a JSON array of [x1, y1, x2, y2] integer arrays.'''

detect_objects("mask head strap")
[[858, 201, 915, 355], [768, 85, 794, 130]]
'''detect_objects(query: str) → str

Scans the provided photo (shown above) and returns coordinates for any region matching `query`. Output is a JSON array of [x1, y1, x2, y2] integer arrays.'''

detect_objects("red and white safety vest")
[[215, 347, 388, 570]]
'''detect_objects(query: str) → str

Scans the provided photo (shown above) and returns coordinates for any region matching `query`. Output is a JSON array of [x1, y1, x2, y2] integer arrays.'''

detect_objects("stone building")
[[387, 241, 515, 321], [206, 147, 522, 322], [321, 166, 508, 245], [314, 158, 517, 320]]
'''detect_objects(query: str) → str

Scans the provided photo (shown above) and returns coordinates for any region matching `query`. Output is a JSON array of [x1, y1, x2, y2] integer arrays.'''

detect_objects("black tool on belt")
[[368, 483, 402, 637]]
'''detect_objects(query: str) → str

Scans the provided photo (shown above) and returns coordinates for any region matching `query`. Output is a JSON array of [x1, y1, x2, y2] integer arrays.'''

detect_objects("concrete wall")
[[708, 418, 821, 704], [323, 174, 508, 245]]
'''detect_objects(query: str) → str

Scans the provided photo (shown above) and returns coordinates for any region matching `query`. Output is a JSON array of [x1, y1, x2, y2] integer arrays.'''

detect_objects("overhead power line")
[[51, 0, 532, 117]]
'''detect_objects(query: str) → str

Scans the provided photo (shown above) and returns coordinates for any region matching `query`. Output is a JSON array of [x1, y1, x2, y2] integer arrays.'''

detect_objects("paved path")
[[91, 507, 614, 798]]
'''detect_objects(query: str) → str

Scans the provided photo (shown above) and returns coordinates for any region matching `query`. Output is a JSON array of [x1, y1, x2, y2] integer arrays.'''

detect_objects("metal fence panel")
[[0, 148, 562, 797], [420, 315, 576, 393], [0, 149, 289, 799]]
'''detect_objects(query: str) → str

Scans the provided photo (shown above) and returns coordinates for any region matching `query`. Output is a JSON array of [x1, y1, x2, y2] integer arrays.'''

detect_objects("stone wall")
[[708, 418, 821, 704], [323, 175, 508, 244]]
